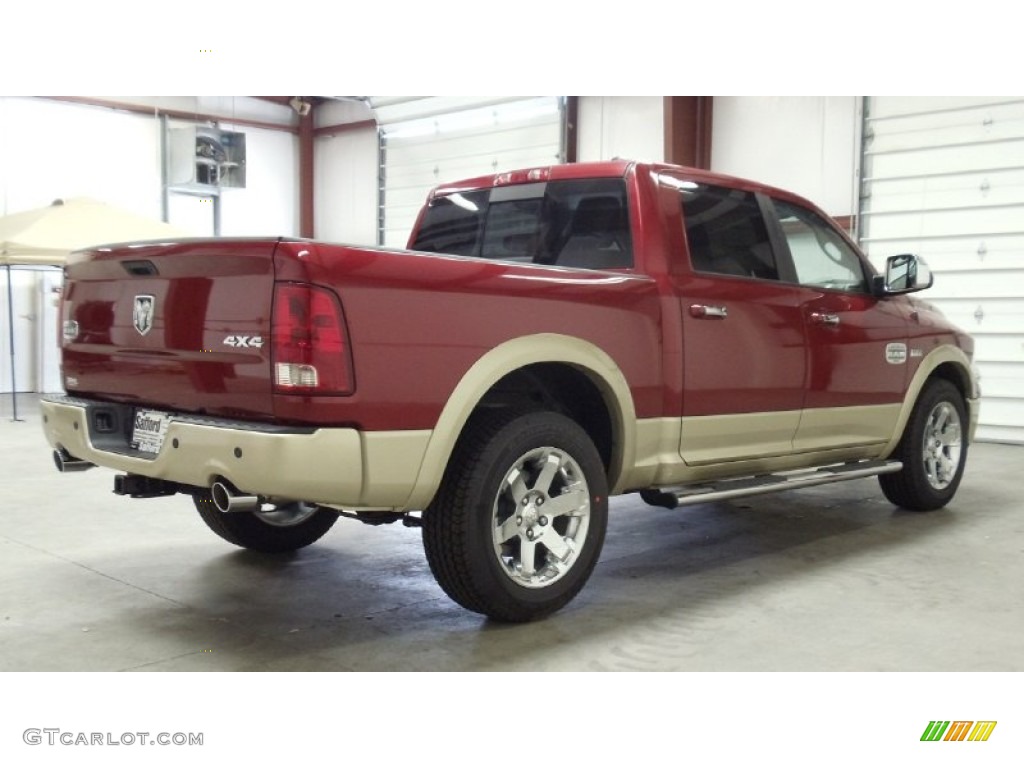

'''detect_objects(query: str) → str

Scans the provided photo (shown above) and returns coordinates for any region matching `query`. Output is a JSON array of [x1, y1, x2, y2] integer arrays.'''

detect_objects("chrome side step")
[[640, 460, 903, 510]]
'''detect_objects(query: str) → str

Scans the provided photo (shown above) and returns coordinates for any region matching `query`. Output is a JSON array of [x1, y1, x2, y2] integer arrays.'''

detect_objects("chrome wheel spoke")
[[506, 468, 530, 506], [496, 515, 520, 545], [938, 454, 955, 482], [944, 423, 961, 446], [533, 452, 562, 496], [519, 537, 537, 578], [544, 485, 588, 519], [539, 528, 572, 561]]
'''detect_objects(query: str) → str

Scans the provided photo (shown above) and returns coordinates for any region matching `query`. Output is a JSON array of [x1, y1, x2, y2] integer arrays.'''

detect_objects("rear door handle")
[[810, 312, 841, 326], [690, 304, 728, 319]]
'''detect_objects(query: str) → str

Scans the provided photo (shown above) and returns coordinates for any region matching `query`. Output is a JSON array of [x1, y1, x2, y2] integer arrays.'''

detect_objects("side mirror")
[[872, 253, 933, 296]]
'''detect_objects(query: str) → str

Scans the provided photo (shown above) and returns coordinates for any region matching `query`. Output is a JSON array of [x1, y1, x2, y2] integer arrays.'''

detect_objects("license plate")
[[131, 409, 170, 454]]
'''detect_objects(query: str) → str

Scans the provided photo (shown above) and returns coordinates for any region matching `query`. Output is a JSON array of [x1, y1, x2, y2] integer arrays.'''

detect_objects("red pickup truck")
[[41, 160, 979, 621]]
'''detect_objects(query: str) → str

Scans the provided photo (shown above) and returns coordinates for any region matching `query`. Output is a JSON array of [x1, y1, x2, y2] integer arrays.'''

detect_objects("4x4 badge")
[[224, 335, 264, 349], [133, 295, 155, 336]]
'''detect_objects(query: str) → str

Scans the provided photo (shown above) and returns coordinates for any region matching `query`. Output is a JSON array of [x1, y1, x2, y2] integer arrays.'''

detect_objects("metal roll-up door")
[[859, 97, 1024, 443], [369, 97, 565, 248]]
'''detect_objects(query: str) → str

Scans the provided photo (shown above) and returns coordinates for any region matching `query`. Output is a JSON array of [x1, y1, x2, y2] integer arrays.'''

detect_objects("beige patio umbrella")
[[1, 198, 188, 419], [0, 197, 188, 266]]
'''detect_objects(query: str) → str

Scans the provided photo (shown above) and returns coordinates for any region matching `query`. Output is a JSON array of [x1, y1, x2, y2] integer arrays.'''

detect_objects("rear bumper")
[[40, 396, 431, 510]]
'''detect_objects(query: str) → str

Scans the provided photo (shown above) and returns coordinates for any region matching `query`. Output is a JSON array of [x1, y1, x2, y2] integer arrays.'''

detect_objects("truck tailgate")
[[61, 238, 279, 420]]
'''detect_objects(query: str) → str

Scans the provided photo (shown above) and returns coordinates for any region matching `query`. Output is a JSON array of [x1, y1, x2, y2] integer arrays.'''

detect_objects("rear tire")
[[879, 379, 968, 511], [423, 410, 609, 622], [192, 492, 338, 553]]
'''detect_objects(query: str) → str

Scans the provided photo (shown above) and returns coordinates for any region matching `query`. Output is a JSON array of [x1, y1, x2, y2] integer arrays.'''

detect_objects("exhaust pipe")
[[53, 449, 95, 473], [211, 480, 261, 513]]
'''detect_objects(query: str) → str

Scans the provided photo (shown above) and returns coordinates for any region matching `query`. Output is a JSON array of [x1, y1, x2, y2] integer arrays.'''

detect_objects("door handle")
[[690, 304, 728, 319], [811, 312, 841, 326]]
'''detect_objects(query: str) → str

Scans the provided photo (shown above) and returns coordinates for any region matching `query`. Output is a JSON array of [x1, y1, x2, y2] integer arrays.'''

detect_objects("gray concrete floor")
[[2, 394, 1022, 671]]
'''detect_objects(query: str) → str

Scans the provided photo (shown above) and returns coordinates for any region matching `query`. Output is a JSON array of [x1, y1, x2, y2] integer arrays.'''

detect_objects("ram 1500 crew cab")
[[41, 161, 978, 621]]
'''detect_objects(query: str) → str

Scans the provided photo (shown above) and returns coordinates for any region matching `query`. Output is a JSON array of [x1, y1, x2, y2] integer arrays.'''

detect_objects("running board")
[[639, 460, 903, 510]]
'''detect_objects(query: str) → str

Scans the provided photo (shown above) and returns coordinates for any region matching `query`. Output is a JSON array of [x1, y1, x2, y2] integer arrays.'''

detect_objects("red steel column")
[[664, 96, 714, 169], [299, 106, 315, 238]]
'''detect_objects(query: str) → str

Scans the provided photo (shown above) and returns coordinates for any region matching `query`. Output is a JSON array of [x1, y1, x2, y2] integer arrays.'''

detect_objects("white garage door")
[[859, 97, 1024, 444], [369, 97, 564, 248]]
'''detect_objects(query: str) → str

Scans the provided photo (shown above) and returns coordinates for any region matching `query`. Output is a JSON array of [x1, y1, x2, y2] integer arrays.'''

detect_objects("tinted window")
[[412, 179, 633, 270], [680, 184, 778, 280], [409, 190, 488, 256], [774, 199, 867, 292]]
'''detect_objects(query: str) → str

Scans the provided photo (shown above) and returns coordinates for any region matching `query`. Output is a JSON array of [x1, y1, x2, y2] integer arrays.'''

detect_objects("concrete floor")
[[2, 394, 1022, 671]]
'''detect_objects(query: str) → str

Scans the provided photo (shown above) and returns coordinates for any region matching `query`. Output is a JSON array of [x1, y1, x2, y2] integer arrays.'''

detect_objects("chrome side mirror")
[[873, 253, 933, 296]]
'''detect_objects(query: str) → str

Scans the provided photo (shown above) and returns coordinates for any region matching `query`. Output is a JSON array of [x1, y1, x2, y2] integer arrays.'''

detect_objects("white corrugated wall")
[[859, 97, 1024, 443], [369, 97, 564, 248]]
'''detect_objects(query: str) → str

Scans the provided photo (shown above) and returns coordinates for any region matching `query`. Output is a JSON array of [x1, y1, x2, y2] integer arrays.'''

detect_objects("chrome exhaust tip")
[[211, 480, 261, 513], [53, 448, 95, 473]]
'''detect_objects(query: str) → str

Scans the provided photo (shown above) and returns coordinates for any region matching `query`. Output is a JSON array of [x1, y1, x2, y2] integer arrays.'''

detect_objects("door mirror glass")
[[879, 253, 933, 295]]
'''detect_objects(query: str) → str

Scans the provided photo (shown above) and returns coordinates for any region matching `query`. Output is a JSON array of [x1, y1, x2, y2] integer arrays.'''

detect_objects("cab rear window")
[[412, 179, 633, 270]]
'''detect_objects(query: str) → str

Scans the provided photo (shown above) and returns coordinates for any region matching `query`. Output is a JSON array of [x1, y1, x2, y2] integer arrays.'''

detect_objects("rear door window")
[[679, 183, 779, 280]]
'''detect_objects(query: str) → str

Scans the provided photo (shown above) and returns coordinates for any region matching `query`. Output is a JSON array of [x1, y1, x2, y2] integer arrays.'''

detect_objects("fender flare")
[[402, 333, 637, 510], [881, 344, 978, 457]]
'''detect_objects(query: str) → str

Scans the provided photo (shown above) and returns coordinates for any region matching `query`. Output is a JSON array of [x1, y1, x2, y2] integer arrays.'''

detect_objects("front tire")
[[193, 492, 339, 553], [880, 379, 968, 511], [423, 410, 609, 622]]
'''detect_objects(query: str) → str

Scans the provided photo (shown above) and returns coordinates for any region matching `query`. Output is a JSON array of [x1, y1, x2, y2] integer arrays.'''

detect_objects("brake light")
[[271, 283, 354, 395]]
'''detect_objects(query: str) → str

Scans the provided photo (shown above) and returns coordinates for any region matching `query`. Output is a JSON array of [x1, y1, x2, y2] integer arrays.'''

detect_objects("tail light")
[[271, 282, 354, 395]]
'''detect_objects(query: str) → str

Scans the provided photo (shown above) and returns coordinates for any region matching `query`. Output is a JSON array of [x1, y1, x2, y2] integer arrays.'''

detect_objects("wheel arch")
[[881, 344, 978, 457], [402, 334, 637, 510]]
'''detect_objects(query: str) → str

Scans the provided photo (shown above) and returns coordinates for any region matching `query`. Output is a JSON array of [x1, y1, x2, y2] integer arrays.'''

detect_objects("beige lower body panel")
[[792, 403, 900, 453], [679, 410, 800, 466], [626, 408, 892, 491], [40, 398, 431, 510]]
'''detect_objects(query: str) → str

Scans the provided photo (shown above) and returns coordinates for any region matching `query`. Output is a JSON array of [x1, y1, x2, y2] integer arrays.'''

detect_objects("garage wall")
[[0, 266, 62, 395], [315, 100, 378, 246], [577, 97, 664, 163], [0, 98, 165, 220], [216, 124, 299, 237], [0, 97, 299, 235], [711, 97, 858, 216]]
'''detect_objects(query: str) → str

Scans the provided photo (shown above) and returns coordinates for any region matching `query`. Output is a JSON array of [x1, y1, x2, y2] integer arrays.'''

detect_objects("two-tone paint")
[[42, 161, 979, 512]]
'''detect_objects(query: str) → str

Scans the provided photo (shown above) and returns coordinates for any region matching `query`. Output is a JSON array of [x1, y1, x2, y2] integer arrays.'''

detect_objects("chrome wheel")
[[423, 410, 608, 621], [491, 446, 591, 589], [922, 401, 962, 490], [254, 502, 320, 528], [880, 379, 968, 512]]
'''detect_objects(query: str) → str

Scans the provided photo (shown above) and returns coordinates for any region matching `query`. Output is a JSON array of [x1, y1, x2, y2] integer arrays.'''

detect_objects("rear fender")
[[402, 334, 636, 510]]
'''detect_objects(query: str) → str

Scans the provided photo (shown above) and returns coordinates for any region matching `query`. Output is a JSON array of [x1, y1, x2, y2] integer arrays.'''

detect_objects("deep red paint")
[[60, 162, 972, 434]]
